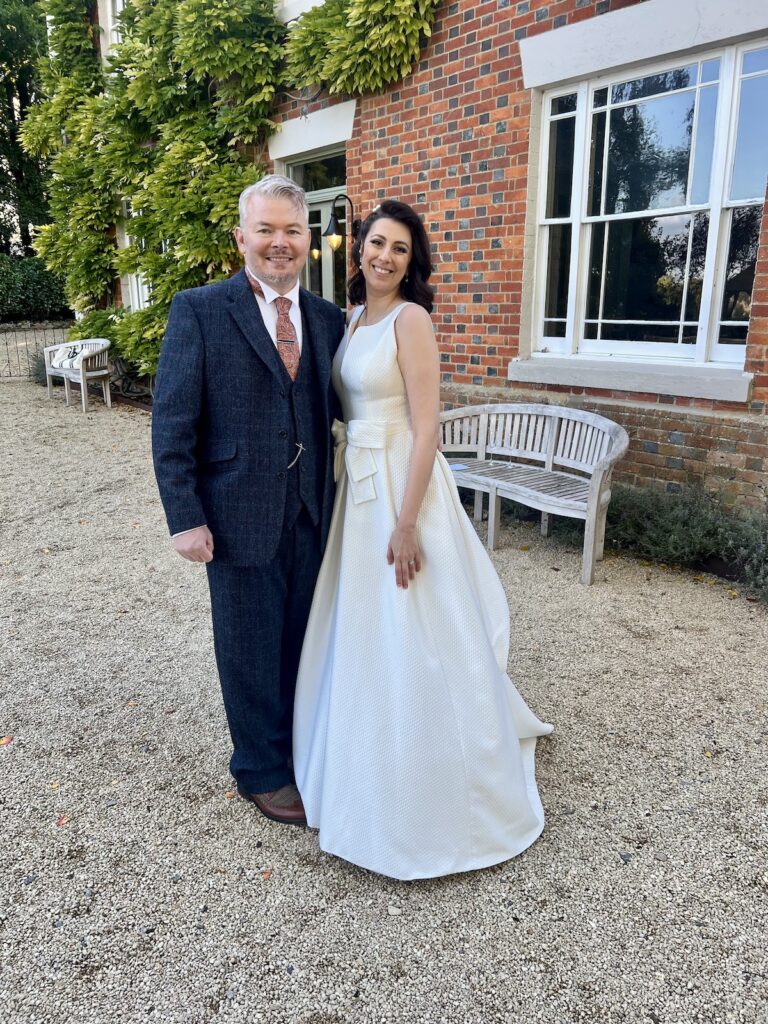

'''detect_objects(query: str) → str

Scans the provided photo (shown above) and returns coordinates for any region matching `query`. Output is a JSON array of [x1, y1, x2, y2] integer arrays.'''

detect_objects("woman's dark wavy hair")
[[348, 200, 435, 313]]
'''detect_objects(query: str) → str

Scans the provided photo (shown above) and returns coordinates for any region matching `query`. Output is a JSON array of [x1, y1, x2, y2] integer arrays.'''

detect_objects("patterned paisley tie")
[[247, 273, 300, 381]]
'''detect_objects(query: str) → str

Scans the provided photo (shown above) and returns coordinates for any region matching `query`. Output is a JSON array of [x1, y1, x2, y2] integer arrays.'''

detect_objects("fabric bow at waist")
[[332, 418, 408, 505]]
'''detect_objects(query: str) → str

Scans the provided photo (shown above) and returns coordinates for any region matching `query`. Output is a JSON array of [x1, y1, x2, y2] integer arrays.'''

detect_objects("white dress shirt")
[[245, 266, 303, 353]]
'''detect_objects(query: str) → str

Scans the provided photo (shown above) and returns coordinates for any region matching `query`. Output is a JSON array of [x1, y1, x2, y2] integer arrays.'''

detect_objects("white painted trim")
[[520, 0, 768, 89], [507, 356, 753, 402], [268, 101, 357, 162], [278, 0, 325, 24]]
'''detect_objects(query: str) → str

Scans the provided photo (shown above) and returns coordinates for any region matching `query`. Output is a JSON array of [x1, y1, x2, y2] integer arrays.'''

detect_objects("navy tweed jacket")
[[151, 268, 345, 566]]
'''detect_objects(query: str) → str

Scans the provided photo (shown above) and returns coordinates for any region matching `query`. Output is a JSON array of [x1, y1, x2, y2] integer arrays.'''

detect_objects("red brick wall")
[[273, 0, 768, 507]]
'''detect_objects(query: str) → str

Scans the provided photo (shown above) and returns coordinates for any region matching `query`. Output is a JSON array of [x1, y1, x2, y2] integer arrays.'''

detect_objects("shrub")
[[500, 482, 768, 602], [0, 255, 72, 322]]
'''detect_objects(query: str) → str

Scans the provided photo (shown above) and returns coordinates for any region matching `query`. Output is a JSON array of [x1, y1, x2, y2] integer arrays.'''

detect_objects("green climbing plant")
[[21, 0, 441, 374], [285, 0, 441, 95]]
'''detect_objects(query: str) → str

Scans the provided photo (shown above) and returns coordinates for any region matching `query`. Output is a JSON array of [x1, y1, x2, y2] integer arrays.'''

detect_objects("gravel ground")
[[2, 380, 767, 1024]]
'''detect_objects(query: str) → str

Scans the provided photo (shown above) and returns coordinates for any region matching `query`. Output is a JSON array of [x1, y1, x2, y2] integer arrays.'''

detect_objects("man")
[[152, 175, 345, 825]]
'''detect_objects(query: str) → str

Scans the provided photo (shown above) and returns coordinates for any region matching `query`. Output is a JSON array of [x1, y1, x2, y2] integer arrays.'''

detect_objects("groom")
[[152, 175, 345, 825]]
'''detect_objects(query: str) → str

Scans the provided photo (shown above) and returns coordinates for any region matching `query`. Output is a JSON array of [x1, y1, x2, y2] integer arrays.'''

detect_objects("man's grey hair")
[[238, 175, 309, 227]]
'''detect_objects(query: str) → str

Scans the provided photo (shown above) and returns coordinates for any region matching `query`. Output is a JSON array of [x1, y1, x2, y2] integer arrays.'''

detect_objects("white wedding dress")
[[293, 304, 553, 880]]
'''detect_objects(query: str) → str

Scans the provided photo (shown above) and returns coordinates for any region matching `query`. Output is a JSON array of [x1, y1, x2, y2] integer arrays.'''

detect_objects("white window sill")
[[507, 356, 753, 402]]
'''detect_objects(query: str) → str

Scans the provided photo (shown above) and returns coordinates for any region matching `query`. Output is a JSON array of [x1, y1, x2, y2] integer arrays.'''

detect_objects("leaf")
[[261, 869, 273, 880], [50, 780, 61, 790], [224, 790, 234, 799], [519, 545, 530, 552], [0, 736, 13, 746], [703, 750, 713, 758], [56, 815, 71, 826]]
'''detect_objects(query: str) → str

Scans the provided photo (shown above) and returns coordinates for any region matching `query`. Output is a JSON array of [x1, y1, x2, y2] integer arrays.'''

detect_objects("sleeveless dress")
[[293, 304, 553, 880]]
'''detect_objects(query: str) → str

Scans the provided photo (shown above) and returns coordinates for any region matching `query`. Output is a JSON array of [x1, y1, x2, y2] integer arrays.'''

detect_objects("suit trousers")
[[206, 506, 322, 793]]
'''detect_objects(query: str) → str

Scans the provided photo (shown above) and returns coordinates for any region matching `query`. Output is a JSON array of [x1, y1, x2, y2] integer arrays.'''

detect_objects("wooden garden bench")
[[44, 338, 112, 413], [440, 403, 629, 585]]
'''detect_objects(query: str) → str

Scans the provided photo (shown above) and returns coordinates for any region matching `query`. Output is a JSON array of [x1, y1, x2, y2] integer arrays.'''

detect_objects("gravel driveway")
[[2, 381, 766, 1024]]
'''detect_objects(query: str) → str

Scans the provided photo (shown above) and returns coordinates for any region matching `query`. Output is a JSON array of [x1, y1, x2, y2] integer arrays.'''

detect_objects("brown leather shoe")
[[236, 783, 307, 826]]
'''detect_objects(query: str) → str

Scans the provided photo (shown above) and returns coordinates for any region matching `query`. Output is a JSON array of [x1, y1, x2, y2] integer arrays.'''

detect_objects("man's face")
[[235, 194, 311, 293]]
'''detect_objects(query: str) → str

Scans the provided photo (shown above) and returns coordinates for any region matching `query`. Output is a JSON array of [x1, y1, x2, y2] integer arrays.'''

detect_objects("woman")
[[293, 200, 552, 880]]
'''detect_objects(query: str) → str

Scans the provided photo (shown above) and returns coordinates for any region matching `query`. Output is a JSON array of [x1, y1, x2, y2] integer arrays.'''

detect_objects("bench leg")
[[102, 377, 112, 408], [487, 489, 500, 551], [595, 503, 608, 562], [63, 376, 72, 406], [80, 376, 89, 412], [46, 372, 53, 399], [581, 514, 599, 585], [541, 512, 552, 537], [473, 490, 483, 522]]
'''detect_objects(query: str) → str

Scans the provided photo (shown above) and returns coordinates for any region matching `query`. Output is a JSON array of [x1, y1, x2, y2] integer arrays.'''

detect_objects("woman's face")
[[360, 217, 412, 298]]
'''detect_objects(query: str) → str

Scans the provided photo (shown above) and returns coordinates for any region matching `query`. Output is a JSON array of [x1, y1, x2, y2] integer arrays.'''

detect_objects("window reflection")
[[585, 213, 709, 345], [546, 117, 575, 218], [720, 205, 761, 326], [544, 224, 571, 324], [742, 47, 768, 76], [611, 66, 697, 103], [606, 92, 695, 213], [731, 74, 768, 201], [689, 85, 717, 205]]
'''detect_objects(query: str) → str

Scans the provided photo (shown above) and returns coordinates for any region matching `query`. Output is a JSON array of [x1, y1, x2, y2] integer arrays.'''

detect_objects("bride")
[[293, 200, 553, 880]]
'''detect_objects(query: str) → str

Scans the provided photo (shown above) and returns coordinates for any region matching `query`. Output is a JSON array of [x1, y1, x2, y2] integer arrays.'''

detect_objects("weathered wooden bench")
[[440, 403, 629, 585], [44, 338, 112, 413]]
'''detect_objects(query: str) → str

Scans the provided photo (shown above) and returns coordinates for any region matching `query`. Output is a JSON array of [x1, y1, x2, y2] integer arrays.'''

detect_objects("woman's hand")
[[387, 525, 422, 589]]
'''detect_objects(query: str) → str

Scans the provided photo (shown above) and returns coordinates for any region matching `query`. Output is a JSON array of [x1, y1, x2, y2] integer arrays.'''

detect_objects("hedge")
[[0, 255, 72, 322]]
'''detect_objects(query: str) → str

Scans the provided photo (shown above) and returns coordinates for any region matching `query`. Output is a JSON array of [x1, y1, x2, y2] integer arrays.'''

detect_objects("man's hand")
[[173, 525, 214, 563]]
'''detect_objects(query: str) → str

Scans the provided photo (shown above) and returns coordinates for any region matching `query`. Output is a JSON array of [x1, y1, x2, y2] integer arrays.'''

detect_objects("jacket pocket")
[[199, 441, 238, 472]]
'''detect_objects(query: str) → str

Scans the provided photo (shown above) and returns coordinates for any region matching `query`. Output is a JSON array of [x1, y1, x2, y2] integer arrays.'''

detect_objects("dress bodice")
[[332, 304, 410, 427]]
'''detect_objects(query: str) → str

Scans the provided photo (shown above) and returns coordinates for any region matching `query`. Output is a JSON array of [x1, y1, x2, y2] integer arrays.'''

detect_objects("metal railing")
[[0, 321, 73, 379]]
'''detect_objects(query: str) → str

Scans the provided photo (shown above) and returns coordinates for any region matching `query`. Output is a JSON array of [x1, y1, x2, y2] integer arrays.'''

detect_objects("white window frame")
[[116, 204, 150, 312], [533, 41, 766, 365], [279, 146, 349, 307]]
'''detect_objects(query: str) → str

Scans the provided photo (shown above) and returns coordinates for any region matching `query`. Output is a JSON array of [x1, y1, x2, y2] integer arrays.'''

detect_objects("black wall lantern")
[[322, 193, 361, 252]]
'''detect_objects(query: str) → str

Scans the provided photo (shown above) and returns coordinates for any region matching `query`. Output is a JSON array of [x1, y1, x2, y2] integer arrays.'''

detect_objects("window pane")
[[584, 321, 599, 339], [333, 244, 346, 307], [700, 58, 720, 83], [606, 92, 695, 213], [586, 222, 605, 319], [551, 94, 577, 115], [602, 214, 691, 321], [611, 65, 697, 104], [719, 325, 749, 345], [690, 85, 717, 205], [544, 224, 571, 320], [593, 87, 608, 108], [543, 320, 567, 337], [731, 75, 768, 201], [743, 47, 768, 75], [684, 212, 709, 321], [599, 323, 682, 343], [546, 117, 575, 218], [720, 205, 762, 322], [588, 112, 606, 216], [291, 154, 346, 192], [306, 212, 324, 297]]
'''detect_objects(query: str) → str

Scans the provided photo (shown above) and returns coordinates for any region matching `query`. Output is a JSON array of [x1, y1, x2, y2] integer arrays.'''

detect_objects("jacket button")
[[278, 429, 287, 439], [276, 471, 285, 481]]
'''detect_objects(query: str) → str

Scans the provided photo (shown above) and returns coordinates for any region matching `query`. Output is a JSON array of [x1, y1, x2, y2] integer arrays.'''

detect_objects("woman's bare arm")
[[388, 303, 441, 588]]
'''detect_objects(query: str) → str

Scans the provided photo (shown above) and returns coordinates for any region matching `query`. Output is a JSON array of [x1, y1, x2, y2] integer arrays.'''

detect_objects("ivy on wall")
[[286, 0, 441, 96], [21, 0, 441, 372]]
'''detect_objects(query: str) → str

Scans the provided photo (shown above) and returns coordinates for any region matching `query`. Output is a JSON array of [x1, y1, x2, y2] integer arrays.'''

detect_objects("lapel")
[[225, 268, 283, 379], [299, 288, 332, 396]]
